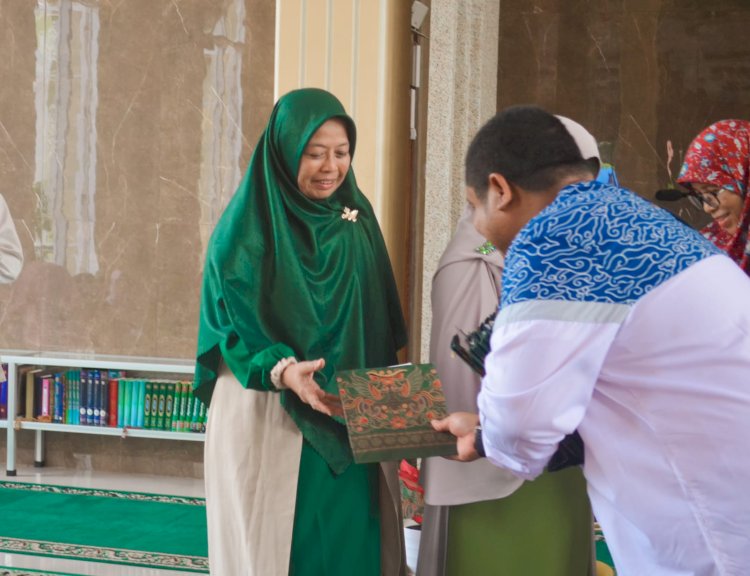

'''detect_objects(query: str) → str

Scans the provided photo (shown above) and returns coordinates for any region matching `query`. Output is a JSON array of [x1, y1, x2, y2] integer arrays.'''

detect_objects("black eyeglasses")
[[687, 188, 721, 210]]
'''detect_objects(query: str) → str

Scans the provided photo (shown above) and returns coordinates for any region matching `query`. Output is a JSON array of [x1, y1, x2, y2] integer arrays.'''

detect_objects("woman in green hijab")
[[194, 88, 408, 576]]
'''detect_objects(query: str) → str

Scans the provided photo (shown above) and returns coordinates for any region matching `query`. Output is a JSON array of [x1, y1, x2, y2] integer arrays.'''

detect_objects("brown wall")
[[0, 0, 275, 357], [497, 0, 750, 227]]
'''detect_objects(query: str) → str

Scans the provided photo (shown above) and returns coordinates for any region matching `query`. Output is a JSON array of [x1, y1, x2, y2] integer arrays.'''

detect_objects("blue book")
[[80, 370, 90, 425], [0, 369, 7, 421], [53, 374, 64, 424], [92, 370, 101, 426]]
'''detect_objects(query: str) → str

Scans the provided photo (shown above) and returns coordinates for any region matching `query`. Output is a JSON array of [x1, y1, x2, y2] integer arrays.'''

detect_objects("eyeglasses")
[[687, 188, 722, 210]]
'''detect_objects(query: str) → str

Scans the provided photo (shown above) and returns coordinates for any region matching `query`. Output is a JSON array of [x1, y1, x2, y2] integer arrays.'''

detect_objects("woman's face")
[[297, 119, 351, 200], [692, 182, 744, 235]]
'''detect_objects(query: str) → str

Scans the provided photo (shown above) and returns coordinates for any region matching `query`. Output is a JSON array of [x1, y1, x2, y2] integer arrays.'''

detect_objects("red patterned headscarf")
[[677, 119, 750, 275]]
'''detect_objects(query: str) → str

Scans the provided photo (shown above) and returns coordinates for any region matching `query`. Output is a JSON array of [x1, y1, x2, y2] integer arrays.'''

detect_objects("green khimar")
[[194, 88, 407, 474]]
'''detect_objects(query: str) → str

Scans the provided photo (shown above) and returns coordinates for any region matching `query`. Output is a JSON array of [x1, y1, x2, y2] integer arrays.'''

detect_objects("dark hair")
[[466, 106, 593, 198]]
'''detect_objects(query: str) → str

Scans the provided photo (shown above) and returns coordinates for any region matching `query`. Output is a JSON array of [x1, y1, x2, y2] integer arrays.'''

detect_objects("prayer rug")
[[0, 481, 208, 573], [1, 568, 78, 576]]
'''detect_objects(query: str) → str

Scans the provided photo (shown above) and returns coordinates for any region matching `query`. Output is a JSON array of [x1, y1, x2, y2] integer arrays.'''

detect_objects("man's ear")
[[487, 173, 515, 211]]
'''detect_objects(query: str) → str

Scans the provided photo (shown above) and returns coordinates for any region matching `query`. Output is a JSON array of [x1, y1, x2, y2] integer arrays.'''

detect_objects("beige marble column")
[[417, 0, 500, 361]]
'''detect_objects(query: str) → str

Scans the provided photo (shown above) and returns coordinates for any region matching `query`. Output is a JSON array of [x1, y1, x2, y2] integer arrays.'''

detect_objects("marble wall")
[[497, 0, 750, 227], [0, 0, 275, 358]]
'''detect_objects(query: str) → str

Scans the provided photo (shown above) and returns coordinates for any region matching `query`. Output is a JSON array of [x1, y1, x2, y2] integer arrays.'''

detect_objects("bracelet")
[[270, 357, 297, 389], [474, 426, 486, 458]]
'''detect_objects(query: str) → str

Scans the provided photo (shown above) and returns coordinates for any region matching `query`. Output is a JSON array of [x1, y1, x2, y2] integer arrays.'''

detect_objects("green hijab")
[[194, 88, 407, 474]]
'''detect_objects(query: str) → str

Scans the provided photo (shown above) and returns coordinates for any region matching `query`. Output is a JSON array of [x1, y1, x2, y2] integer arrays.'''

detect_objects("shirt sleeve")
[[478, 314, 620, 480], [0, 195, 23, 283]]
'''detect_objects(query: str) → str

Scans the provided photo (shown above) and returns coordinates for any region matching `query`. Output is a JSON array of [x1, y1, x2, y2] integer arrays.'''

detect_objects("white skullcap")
[[555, 115, 601, 165]]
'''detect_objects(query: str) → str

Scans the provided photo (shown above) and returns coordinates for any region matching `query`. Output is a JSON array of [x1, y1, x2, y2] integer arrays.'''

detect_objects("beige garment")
[[422, 209, 522, 507], [205, 363, 303, 576], [204, 362, 406, 576]]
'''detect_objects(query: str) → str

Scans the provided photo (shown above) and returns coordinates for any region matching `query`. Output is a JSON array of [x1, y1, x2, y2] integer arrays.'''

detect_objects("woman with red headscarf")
[[677, 119, 750, 275]]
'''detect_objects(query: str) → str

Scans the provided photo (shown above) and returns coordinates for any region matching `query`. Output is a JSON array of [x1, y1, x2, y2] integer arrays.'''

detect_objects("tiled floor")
[[1, 467, 205, 576]]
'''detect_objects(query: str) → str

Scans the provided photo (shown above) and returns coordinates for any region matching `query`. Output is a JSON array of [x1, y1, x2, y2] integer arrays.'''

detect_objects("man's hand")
[[432, 412, 481, 462], [281, 358, 343, 417]]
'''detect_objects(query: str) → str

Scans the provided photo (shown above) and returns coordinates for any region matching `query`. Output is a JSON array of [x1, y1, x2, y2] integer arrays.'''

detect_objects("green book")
[[117, 377, 126, 427], [150, 382, 158, 429], [171, 382, 184, 431], [190, 396, 201, 432], [156, 383, 167, 430], [335, 363, 457, 464], [122, 379, 132, 427], [184, 392, 195, 432], [135, 380, 145, 428], [177, 382, 189, 431], [144, 382, 153, 429], [165, 383, 176, 431], [198, 400, 207, 433]]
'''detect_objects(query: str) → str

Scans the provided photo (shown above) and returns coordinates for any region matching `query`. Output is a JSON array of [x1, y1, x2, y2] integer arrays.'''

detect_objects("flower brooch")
[[341, 207, 359, 222]]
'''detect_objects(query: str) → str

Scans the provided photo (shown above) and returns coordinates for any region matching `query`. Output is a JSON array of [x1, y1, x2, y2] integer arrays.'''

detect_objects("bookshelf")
[[1, 351, 204, 476]]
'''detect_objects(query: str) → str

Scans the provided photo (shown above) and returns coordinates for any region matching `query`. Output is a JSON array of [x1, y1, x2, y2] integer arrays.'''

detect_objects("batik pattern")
[[502, 181, 721, 308]]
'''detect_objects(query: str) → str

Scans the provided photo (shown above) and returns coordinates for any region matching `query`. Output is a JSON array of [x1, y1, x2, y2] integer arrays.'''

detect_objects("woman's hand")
[[431, 412, 481, 462], [281, 358, 343, 417]]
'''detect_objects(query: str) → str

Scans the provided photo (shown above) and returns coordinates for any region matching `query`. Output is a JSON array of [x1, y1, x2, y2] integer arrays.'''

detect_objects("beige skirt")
[[204, 363, 406, 576], [204, 363, 303, 576]]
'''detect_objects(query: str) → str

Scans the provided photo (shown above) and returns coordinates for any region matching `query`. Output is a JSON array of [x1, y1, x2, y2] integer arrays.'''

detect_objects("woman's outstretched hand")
[[281, 358, 343, 417]]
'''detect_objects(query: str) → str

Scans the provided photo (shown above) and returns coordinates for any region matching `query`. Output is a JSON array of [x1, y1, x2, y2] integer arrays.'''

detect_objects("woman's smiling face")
[[691, 182, 744, 235], [296, 119, 351, 200]]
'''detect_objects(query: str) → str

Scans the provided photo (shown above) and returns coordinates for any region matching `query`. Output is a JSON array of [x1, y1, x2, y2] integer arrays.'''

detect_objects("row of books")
[[0, 364, 206, 433]]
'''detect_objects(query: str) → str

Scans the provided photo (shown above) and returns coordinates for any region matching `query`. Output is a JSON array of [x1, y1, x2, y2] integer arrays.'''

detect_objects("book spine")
[[144, 381, 153, 429], [117, 378, 125, 428], [85, 370, 95, 426], [92, 370, 101, 426], [41, 377, 51, 420], [151, 381, 159, 430], [123, 379, 132, 427], [171, 382, 182, 432], [75, 371, 81, 424], [190, 396, 201, 432], [156, 383, 166, 430], [34, 373, 43, 419], [0, 375, 7, 420], [135, 380, 145, 428], [165, 382, 176, 431], [99, 372, 108, 427], [176, 382, 186, 431], [198, 400, 207, 433], [109, 379, 118, 427], [64, 373, 71, 423], [68, 371, 74, 424], [78, 370, 87, 425], [25, 370, 34, 420], [185, 392, 195, 432], [53, 374, 63, 423]]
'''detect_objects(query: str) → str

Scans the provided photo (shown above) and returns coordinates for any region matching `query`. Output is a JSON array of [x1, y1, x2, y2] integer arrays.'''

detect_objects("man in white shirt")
[[0, 194, 23, 283], [433, 106, 750, 575]]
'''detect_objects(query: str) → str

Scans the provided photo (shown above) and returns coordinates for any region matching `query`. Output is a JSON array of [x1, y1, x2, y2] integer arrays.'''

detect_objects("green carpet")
[[1, 568, 79, 576], [0, 481, 208, 573]]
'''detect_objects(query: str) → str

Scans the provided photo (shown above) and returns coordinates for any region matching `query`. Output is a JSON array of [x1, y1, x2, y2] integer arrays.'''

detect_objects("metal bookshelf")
[[1, 351, 204, 476]]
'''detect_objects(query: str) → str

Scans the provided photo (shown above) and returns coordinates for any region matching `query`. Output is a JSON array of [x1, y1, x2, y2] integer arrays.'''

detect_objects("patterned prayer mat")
[[1, 569, 78, 576], [0, 481, 208, 573]]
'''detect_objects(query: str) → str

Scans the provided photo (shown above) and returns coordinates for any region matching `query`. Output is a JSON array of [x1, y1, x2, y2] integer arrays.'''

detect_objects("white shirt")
[[0, 194, 23, 283], [480, 255, 750, 575]]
